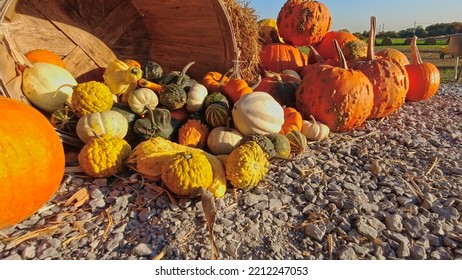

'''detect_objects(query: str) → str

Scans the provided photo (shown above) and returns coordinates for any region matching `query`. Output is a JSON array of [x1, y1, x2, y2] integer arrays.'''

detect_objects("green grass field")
[[300, 38, 461, 84]]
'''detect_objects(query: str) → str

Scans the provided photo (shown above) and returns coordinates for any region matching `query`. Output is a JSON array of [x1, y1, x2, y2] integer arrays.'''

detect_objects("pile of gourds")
[[18, 43, 331, 200], [16, 0, 441, 202]]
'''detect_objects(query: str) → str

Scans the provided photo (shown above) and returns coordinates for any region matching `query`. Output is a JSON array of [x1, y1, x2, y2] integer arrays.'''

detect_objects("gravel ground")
[[1, 84, 461, 260]]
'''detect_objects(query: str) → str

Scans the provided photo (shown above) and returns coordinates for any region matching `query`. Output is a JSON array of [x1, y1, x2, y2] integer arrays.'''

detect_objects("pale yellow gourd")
[[185, 83, 208, 113], [76, 110, 128, 143], [206, 126, 243, 155], [231, 91, 284, 136], [22, 62, 77, 112], [127, 88, 159, 116], [301, 115, 330, 141], [103, 59, 142, 96]]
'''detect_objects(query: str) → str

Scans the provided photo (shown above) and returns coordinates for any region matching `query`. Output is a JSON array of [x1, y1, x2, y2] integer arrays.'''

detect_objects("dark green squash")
[[143, 60, 163, 81], [158, 62, 196, 110], [205, 103, 229, 128], [134, 108, 174, 140], [203, 91, 230, 111]]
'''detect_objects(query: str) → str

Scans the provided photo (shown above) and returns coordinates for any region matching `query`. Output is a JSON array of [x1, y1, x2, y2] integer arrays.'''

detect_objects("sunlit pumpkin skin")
[[349, 17, 409, 119], [222, 78, 253, 104], [295, 41, 374, 132], [375, 48, 410, 68], [308, 30, 358, 63], [277, 0, 332, 46], [259, 43, 308, 73], [280, 106, 303, 134], [253, 71, 300, 108], [24, 49, 66, 69], [202, 72, 229, 93], [405, 36, 440, 101], [0, 97, 65, 229]]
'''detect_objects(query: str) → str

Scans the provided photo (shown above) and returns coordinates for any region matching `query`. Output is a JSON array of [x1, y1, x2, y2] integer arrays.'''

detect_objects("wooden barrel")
[[0, 0, 238, 101]]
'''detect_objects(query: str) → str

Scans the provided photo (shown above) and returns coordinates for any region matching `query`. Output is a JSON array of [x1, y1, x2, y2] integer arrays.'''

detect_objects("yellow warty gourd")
[[126, 137, 226, 198], [161, 151, 213, 196], [225, 141, 269, 189], [71, 81, 114, 117], [78, 135, 132, 178]]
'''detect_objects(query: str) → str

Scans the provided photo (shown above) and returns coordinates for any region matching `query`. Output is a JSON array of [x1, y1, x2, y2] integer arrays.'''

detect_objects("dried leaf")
[[102, 208, 114, 240], [201, 189, 219, 260], [64, 188, 89, 208], [3, 224, 61, 246]]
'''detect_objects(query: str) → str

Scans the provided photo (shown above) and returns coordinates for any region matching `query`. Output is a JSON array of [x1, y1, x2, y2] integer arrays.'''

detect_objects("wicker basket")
[[0, 0, 242, 102]]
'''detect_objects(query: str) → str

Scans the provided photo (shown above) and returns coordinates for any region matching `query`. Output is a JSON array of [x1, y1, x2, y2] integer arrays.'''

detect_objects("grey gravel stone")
[[132, 243, 152, 257], [385, 214, 403, 232]]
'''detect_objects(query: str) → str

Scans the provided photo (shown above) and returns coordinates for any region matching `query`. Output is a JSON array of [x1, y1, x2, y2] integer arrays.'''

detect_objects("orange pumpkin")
[[277, 0, 332, 46], [222, 78, 253, 104], [308, 31, 358, 63], [24, 49, 66, 69], [295, 40, 374, 132], [405, 36, 440, 101], [202, 71, 229, 93], [0, 97, 65, 229], [375, 48, 410, 68], [259, 43, 308, 73], [349, 17, 409, 119], [280, 107, 303, 134]]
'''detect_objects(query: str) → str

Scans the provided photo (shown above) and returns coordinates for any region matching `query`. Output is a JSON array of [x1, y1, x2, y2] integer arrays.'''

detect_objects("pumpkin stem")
[[334, 40, 349, 70], [367, 16, 377, 61], [411, 36, 423, 65], [309, 115, 318, 124], [309, 46, 324, 63], [52, 83, 75, 98], [177, 61, 196, 86]]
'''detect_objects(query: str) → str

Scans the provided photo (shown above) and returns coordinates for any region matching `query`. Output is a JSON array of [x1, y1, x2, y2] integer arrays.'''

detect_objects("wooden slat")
[[131, 0, 216, 19], [70, 0, 105, 28], [30, 0, 116, 67]]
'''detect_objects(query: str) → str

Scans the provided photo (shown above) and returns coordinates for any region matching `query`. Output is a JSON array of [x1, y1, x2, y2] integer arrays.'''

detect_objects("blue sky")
[[247, 0, 462, 33]]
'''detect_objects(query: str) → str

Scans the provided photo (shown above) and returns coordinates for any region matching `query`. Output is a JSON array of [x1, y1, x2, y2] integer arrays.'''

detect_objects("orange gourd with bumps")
[[0, 97, 65, 229]]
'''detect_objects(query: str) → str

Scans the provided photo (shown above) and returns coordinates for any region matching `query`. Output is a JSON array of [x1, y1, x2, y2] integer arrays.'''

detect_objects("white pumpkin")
[[301, 116, 330, 141], [231, 91, 284, 135], [76, 110, 129, 143], [127, 87, 159, 116], [185, 83, 208, 113], [22, 62, 77, 112], [207, 126, 243, 155]]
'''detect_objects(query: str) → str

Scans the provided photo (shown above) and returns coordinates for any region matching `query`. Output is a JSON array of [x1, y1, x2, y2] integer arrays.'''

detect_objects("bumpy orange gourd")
[[308, 30, 358, 63], [280, 106, 303, 134], [295, 40, 374, 132], [277, 0, 332, 46], [0, 97, 65, 229], [259, 43, 308, 73], [405, 36, 440, 101], [349, 17, 409, 119]]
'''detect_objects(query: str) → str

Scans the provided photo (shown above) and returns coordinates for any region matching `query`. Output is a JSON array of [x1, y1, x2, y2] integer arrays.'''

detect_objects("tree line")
[[351, 22, 462, 39]]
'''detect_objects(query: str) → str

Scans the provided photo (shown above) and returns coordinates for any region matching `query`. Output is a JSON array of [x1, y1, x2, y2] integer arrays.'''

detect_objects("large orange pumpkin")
[[349, 17, 409, 119], [295, 40, 374, 132], [24, 49, 66, 69], [0, 97, 65, 229], [405, 36, 440, 101], [259, 43, 308, 73], [277, 0, 332, 46]]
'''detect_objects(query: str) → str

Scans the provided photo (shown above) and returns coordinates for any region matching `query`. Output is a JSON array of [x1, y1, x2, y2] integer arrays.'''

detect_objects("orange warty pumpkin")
[[0, 97, 65, 229], [24, 49, 66, 69], [405, 36, 440, 101], [349, 17, 409, 119], [308, 30, 358, 63], [202, 71, 229, 93], [259, 43, 308, 73], [295, 40, 374, 132], [277, 0, 332, 46]]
